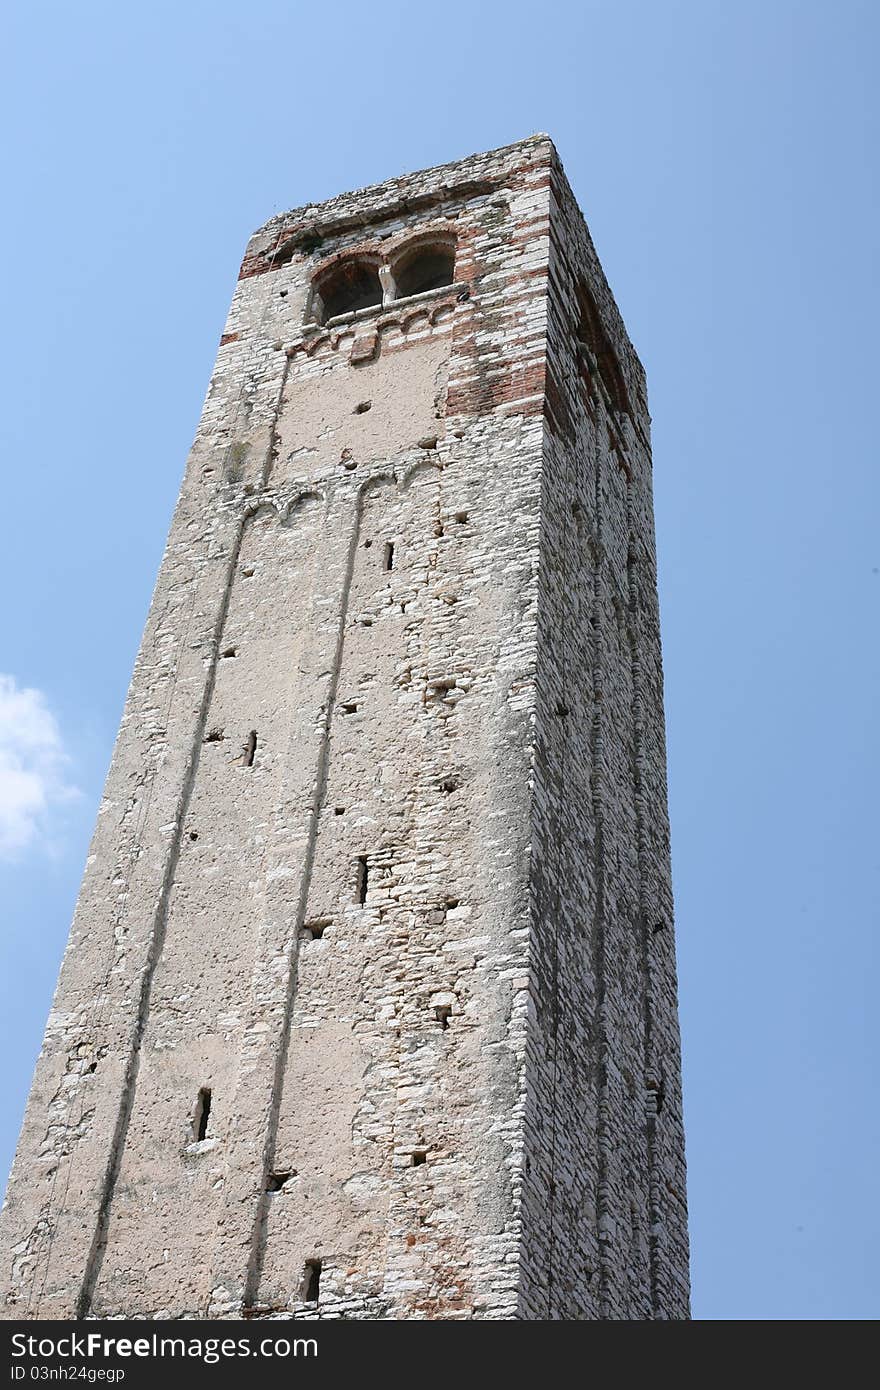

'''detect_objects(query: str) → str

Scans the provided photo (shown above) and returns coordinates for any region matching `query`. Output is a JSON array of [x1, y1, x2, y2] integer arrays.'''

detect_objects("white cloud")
[[0, 674, 78, 858]]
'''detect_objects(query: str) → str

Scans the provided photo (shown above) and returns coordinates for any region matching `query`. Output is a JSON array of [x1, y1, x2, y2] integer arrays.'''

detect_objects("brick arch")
[[574, 279, 632, 418], [310, 250, 384, 324], [388, 229, 457, 300]]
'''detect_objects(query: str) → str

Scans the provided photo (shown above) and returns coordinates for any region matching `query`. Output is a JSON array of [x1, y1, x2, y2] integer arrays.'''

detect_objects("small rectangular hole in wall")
[[355, 856, 368, 905], [435, 1005, 452, 1030], [340, 702, 358, 715], [411, 1149, 428, 1167], [302, 1259, 321, 1303], [354, 400, 372, 414], [221, 647, 238, 659], [266, 1171, 295, 1192], [383, 542, 395, 572], [301, 919, 331, 942], [334, 806, 345, 816], [193, 1088, 211, 1142], [243, 731, 257, 767]]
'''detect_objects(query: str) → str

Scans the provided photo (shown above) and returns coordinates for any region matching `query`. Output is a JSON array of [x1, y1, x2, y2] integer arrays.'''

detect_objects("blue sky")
[[2, 1, 878, 1320]]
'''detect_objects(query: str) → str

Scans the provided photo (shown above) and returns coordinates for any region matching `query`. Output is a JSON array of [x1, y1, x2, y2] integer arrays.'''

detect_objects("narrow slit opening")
[[193, 1088, 211, 1142], [383, 542, 395, 572], [243, 731, 257, 767], [302, 1259, 321, 1303], [355, 856, 368, 905]]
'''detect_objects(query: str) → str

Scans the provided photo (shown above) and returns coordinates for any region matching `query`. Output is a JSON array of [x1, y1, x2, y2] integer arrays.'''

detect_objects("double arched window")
[[310, 237, 456, 325]]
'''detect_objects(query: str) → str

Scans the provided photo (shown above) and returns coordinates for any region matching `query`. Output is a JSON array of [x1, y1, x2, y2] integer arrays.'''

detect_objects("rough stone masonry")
[[0, 136, 689, 1320]]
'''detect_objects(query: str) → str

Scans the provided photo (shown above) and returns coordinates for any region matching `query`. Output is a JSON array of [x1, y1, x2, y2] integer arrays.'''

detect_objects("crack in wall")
[[75, 523, 246, 1318], [17, 576, 201, 1317], [242, 483, 365, 1308]]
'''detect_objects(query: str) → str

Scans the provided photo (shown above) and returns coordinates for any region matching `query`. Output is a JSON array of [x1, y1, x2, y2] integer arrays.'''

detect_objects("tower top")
[[236, 132, 646, 405], [246, 133, 557, 256]]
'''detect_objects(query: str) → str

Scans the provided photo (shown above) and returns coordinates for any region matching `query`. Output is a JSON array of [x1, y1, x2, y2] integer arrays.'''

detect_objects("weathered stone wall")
[[0, 136, 688, 1320], [518, 159, 689, 1319]]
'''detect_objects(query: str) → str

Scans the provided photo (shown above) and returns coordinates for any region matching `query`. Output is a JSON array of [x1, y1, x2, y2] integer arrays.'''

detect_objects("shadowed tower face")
[[1, 137, 689, 1321]]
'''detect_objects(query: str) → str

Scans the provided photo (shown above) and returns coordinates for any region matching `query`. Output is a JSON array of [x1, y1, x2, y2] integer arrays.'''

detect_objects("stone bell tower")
[[1, 136, 689, 1320]]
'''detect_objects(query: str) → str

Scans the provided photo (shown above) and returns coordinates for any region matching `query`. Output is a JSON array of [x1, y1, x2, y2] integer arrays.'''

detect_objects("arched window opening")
[[393, 243, 456, 300], [313, 259, 383, 324], [575, 280, 631, 417]]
